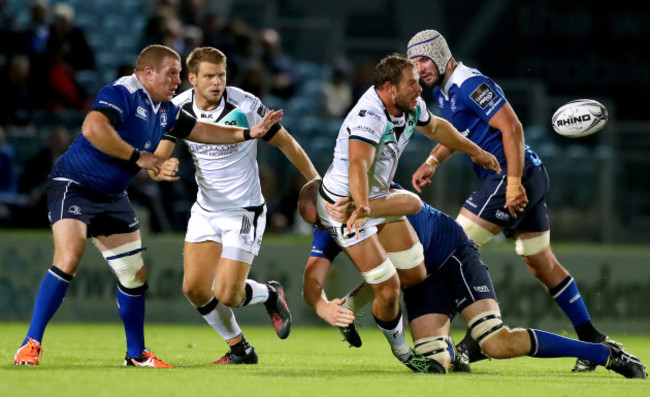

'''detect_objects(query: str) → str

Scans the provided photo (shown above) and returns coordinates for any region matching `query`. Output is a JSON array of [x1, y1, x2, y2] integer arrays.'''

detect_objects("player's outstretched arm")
[[82, 111, 162, 175], [488, 103, 528, 217], [267, 127, 320, 181], [303, 255, 355, 327], [325, 190, 422, 224], [186, 109, 284, 144], [417, 113, 501, 174]]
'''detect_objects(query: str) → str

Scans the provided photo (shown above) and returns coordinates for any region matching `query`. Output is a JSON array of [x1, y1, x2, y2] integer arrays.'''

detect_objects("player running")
[[406, 29, 619, 372], [151, 47, 319, 364], [13, 45, 281, 367], [300, 184, 646, 379], [316, 53, 499, 373]]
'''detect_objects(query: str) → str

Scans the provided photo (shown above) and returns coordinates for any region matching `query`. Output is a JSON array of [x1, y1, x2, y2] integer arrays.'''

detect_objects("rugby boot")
[[125, 349, 174, 367], [213, 346, 258, 365], [339, 322, 362, 348], [14, 337, 43, 366], [264, 281, 292, 339], [603, 340, 647, 379]]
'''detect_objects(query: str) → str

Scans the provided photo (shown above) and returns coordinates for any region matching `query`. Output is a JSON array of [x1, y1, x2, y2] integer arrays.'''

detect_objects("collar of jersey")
[[131, 74, 162, 114]]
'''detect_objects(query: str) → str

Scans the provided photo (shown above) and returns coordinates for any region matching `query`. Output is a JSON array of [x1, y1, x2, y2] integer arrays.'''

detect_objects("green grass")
[[0, 323, 648, 397]]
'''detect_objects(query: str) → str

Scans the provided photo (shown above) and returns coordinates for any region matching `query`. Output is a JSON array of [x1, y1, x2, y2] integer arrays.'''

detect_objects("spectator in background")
[[0, 55, 36, 127], [0, 126, 18, 196], [18, 125, 71, 227], [43, 3, 95, 111], [350, 60, 374, 104], [321, 64, 353, 119], [260, 28, 296, 99]]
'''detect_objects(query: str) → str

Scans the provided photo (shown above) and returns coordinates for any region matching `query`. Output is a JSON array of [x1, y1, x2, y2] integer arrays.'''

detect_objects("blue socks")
[[528, 329, 609, 366], [117, 283, 148, 359], [24, 267, 72, 345], [549, 275, 604, 342]]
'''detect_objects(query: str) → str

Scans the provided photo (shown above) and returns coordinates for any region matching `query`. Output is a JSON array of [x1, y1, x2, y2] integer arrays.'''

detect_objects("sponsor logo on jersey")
[[351, 125, 377, 135], [136, 106, 147, 120], [460, 129, 470, 137], [98, 100, 124, 114], [129, 217, 139, 228], [359, 110, 366, 117], [256, 104, 269, 118], [224, 120, 237, 126], [473, 285, 490, 293], [144, 141, 152, 150], [470, 83, 496, 109], [201, 113, 214, 119]]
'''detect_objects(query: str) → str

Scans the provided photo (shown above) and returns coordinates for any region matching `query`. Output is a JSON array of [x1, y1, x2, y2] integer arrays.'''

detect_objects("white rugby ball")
[[551, 99, 608, 138]]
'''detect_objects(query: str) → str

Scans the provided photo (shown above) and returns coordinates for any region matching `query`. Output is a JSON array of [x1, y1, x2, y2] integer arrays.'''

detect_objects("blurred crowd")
[[0, 0, 377, 234]]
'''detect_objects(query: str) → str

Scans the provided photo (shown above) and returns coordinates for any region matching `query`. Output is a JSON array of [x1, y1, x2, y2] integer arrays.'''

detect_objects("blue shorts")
[[46, 178, 139, 238], [462, 164, 550, 237], [403, 239, 497, 322]]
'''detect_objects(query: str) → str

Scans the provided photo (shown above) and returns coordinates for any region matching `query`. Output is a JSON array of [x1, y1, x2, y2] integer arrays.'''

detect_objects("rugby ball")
[[551, 99, 608, 138]]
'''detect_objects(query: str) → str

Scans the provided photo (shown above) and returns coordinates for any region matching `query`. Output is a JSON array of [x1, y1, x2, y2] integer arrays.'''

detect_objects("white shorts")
[[317, 193, 403, 248], [185, 202, 266, 257]]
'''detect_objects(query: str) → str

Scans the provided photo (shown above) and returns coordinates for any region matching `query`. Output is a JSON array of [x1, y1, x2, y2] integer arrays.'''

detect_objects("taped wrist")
[[129, 148, 140, 163]]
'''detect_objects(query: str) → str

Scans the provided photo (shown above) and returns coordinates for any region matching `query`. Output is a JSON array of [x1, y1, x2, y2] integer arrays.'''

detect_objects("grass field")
[[0, 323, 647, 397]]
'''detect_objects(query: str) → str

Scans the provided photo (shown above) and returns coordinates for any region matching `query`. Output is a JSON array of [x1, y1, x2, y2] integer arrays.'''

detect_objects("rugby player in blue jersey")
[[406, 29, 619, 372], [298, 182, 646, 378], [13, 44, 282, 367]]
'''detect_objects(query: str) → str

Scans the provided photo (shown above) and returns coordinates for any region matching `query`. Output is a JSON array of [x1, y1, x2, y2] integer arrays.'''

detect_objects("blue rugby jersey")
[[433, 63, 541, 180], [310, 202, 467, 274], [50, 75, 181, 197]]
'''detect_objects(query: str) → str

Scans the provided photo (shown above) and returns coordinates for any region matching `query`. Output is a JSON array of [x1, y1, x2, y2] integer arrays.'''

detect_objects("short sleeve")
[[91, 84, 131, 124], [460, 76, 507, 123], [347, 108, 386, 146]]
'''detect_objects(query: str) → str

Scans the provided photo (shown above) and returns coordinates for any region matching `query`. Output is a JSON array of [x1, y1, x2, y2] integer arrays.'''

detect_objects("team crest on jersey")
[[470, 83, 496, 109], [136, 106, 147, 120], [160, 111, 168, 127]]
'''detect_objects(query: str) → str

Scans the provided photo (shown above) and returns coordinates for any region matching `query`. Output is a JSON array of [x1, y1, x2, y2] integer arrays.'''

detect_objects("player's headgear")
[[407, 30, 453, 77]]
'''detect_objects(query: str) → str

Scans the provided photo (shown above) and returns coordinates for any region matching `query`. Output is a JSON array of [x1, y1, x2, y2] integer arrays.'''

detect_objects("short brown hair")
[[186, 47, 227, 75], [135, 44, 180, 72], [372, 53, 415, 89]]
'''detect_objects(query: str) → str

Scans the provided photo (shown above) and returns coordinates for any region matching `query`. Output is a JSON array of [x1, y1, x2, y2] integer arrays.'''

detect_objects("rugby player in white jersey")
[[316, 53, 500, 373], [153, 47, 320, 364]]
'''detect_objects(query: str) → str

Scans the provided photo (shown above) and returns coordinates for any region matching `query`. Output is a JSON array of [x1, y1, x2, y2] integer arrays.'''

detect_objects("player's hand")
[[149, 157, 180, 181], [347, 204, 370, 238], [136, 151, 163, 175], [317, 298, 355, 327], [504, 180, 528, 218], [250, 109, 284, 138], [326, 197, 355, 223], [412, 163, 436, 193], [471, 150, 501, 174]]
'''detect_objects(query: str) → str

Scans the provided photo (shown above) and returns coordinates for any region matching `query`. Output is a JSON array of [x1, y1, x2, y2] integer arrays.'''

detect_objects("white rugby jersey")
[[321, 87, 431, 201], [172, 86, 276, 211]]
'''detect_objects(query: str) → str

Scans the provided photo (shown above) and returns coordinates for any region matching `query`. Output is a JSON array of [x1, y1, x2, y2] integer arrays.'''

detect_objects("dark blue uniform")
[[435, 63, 549, 236], [47, 75, 187, 237], [310, 202, 497, 322]]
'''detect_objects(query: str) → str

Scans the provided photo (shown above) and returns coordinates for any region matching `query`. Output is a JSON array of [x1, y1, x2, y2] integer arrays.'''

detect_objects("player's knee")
[[456, 214, 495, 248], [515, 231, 550, 256], [468, 309, 506, 355], [371, 277, 400, 307], [389, 243, 425, 287], [182, 281, 209, 306], [103, 240, 146, 289], [414, 336, 452, 372], [361, 257, 397, 285]]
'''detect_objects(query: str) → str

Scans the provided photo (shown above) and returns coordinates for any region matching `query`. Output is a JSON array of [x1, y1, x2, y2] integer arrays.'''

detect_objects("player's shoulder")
[[348, 88, 387, 126], [172, 88, 193, 107]]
